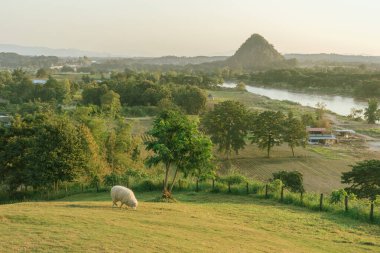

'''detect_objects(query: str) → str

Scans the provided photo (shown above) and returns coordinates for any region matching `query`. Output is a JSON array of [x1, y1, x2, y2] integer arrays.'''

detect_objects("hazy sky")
[[0, 0, 379, 56]]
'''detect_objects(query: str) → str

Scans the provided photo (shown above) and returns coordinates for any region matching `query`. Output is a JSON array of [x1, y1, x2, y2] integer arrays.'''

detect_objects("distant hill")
[[224, 34, 294, 71], [285, 53, 380, 64], [0, 44, 110, 58], [0, 52, 59, 68]]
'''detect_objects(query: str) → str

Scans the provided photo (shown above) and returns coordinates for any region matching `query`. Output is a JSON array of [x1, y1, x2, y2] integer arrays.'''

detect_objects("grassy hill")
[[0, 192, 379, 252]]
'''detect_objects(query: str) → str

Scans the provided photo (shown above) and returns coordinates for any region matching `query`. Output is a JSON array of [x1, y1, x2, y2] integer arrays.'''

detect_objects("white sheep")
[[111, 185, 138, 210]]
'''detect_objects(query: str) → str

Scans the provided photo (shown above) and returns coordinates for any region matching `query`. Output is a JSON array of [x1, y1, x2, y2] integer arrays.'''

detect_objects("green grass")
[[0, 192, 379, 253]]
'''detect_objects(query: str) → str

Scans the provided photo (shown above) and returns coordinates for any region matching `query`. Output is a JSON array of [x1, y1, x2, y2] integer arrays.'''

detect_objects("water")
[[222, 82, 367, 116]]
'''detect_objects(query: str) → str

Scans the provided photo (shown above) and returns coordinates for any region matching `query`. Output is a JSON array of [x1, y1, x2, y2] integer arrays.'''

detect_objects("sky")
[[0, 0, 379, 57]]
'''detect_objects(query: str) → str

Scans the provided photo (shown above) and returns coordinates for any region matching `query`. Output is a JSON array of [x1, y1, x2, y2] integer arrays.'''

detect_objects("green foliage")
[[342, 160, 380, 201], [220, 173, 247, 185], [364, 98, 380, 124], [145, 110, 213, 194], [272, 170, 305, 193], [283, 114, 307, 156], [173, 85, 207, 114], [0, 113, 90, 191], [250, 110, 285, 158], [201, 100, 250, 158]]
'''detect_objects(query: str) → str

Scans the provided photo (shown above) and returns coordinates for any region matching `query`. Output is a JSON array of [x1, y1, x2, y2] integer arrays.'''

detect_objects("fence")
[[1, 178, 378, 224]]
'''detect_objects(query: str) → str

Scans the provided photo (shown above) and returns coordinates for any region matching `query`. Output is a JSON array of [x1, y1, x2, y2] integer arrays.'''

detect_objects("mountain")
[[224, 34, 292, 71], [0, 44, 111, 57]]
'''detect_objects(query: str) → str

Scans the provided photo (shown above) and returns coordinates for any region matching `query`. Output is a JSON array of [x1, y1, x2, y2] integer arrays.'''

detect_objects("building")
[[307, 127, 337, 145], [0, 115, 12, 127], [334, 129, 356, 138]]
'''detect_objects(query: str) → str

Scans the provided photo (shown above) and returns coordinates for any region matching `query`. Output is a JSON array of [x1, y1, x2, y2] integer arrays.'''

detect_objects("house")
[[307, 127, 337, 145], [334, 129, 356, 138], [32, 79, 47, 85], [0, 115, 12, 127]]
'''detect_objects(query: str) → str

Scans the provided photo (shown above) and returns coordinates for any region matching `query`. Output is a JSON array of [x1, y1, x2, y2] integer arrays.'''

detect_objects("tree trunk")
[[280, 186, 284, 202], [169, 168, 179, 193], [344, 196, 348, 212], [163, 162, 170, 192], [291, 146, 295, 157], [319, 193, 324, 211], [370, 201, 374, 222]]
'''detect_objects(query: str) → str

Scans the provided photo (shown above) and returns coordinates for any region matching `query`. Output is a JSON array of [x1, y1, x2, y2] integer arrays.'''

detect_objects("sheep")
[[111, 185, 138, 210]]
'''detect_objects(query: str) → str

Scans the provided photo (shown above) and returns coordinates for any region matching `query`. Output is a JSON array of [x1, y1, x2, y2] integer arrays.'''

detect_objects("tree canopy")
[[341, 160, 380, 201], [201, 100, 250, 159], [145, 110, 213, 196]]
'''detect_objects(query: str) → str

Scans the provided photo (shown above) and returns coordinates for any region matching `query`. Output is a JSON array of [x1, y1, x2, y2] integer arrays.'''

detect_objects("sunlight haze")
[[0, 0, 379, 56]]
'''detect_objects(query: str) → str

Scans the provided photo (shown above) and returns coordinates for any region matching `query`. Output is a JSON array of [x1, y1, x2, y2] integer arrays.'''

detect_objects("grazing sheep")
[[111, 186, 138, 210]]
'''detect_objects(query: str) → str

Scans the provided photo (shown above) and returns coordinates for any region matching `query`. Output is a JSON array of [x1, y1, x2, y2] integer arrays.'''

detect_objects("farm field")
[[127, 89, 380, 193], [0, 192, 379, 253]]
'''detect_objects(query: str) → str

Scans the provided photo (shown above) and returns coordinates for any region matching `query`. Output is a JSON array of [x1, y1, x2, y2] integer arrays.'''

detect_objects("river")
[[222, 82, 367, 116]]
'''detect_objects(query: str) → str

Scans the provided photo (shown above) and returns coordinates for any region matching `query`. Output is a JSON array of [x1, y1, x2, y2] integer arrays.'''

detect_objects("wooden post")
[[228, 182, 231, 193], [246, 182, 249, 194], [300, 192, 304, 204], [370, 202, 374, 222], [319, 193, 324, 211], [212, 179, 215, 191], [280, 186, 284, 202], [344, 196, 348, 212], [265, 184, 268, 198]]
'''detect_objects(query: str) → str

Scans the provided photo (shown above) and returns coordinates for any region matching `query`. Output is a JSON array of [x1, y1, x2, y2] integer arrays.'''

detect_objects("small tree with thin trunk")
[[283, 113, 307, 157], [145, 110, 213, 198], [250, 110, 285, 158]]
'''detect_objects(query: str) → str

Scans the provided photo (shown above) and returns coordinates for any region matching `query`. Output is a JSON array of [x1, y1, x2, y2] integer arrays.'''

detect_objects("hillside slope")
[[0, 192, 379, 252]]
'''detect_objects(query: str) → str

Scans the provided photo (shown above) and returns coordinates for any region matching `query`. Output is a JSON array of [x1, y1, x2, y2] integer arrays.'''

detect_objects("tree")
[[100, 90, 121, 116], [173, 85, 207, 114], [272, 170, 305, 193], [201, 100, 250, 159], [364, 98, 379, 124], [283, 113, 307, 157], [235, 82, 247, 91], [36, 68, 49, 78], [315, 102, 327, 120], [341, 160, 380, 201], [145, 110, 213, 197], [250, 110, 285, 158]]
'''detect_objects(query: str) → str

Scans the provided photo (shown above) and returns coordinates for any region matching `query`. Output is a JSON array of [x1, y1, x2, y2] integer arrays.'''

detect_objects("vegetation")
[[249, 110, 286, 158], [145, 110, 213, 197], [0, 192, 379, 252], [201, 100, 250, 159], [364, 98, 380, 124]]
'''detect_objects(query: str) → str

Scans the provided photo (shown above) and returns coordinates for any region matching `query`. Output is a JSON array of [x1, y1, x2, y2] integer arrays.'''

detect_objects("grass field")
[[0, 192, 379, 253]]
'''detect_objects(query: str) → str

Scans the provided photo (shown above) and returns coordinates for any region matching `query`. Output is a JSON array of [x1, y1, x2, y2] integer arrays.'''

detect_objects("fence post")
[[370, 201, 374, 222], [246, 182, 249, 194], [344, 196, 348, 212], [265, 184, 268, 198], [196, 179, 199, 192], [319, 193, 324, 211], [280, 186, 284, 202]]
